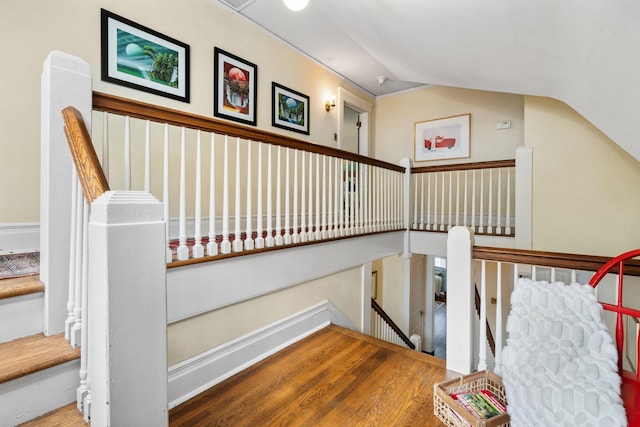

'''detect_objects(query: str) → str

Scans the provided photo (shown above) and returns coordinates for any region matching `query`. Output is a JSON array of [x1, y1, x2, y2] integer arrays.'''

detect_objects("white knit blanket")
[[502, 279, 626, 427]]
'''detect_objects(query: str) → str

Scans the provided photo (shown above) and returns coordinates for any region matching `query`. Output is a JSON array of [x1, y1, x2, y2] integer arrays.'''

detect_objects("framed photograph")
[[214, 47, 257, 126], [100, 9, 189, 102], [272, 82, 310, 135], [414, 114, 471, 162]]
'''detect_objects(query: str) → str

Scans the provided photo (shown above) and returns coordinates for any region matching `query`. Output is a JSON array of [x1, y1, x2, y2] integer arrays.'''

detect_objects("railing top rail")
[[62, 106, 110, 203], [411, 159, 515, 174], [473, 246, 640, 277], [92, 91, 405, 173], [371, 298, 415, 349]]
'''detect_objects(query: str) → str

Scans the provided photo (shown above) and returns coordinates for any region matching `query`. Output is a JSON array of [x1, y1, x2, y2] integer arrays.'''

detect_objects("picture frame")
[[214, 47, 257, 126], [100, 9, 190, 102], [414, 114, 471, 162], [271, 82, 310, 135]]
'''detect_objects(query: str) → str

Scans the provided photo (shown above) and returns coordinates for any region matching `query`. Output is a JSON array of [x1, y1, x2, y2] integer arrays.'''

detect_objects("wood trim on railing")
[[371, 298, 415, 349], [92, 92, 405, 173], [61, 106, 110, 204], [474, 285, 496, 356], [411, 159, 515, 174], [473, 246, 640, 277]]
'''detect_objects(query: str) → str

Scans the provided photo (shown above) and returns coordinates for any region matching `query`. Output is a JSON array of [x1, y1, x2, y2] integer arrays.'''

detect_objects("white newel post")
[[88, 191, 167, 427], [446, 226, 475, 374], [41, 51, 92, 335]]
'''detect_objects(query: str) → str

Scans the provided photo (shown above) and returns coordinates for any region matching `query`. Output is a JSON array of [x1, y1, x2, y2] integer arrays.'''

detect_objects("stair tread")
[[0, 333, 80, 384], [18, 403, 88, 427], [0, 275, 43, 299]]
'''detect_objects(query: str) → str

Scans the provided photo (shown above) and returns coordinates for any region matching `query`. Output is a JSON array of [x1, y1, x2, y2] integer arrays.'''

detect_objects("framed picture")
[[214, 47, 257, 126], [272, 82, 310, 135], [100, 9, 190, 102], [414, 114, 470, 162]]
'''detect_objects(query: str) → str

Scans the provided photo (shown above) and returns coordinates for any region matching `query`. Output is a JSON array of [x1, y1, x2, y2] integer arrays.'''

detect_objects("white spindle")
[[463, 170, 468, 227], [207, 133, 218, 256], [220, 135, 231, 254], [339, 160, 345, 235], [307, 152, 314, 241], [496, 168, 502, 235], [265, 144, 274, 247], [427, 174, 432, 230], [488, 169, 494, 234], [571, 270, 577, 283], [177, 128, 189, 260], [327, 156, 334, 238], [321, 155, 327, 239], [255, 143, 265, 249], [455, 171, 460, 227], [192, 131, 204, 258], [440, 172, 445, 231], [245, 141, 254, 250], [506, 168, 512, 235], [144, 120, 150, 193], [102, 111, 109, 180], [532, 265, 537, 281], [284, 147, 291, 244], [293, 149, 300, 243], [433, 172, 438, 231], [233, 138, 243, 252], [163, 124, 172, 262], [495, 262, 504, 375], [70, 177, 83, 345], [315, 153, 322, 240], [412, 175, 418, 229], [471, 170, 476, 232], [478, 260, 488, 371], [76, 199, 90, 411], [335, 158, 341, 234], [65, 173, 78, 341], [275, 146, 283, 246], [420, 174, 425, 229], [551, 268, 556, 283], [447, 171, 452, 230], [479, 169, 484, 233], [124, 116, 131, 191], [300, 149, 307, 243]]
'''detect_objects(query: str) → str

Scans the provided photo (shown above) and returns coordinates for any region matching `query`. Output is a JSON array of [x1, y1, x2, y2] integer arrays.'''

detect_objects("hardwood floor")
[[170, 324, 449, 426], [21, 324, 451, 426]]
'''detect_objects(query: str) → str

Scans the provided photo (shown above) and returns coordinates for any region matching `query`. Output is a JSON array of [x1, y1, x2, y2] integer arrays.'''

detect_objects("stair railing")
[[371, 298, 417, 350]]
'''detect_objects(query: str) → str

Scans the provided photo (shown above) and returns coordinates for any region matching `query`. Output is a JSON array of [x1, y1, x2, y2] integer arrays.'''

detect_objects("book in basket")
[[450, 389, 507, 420]]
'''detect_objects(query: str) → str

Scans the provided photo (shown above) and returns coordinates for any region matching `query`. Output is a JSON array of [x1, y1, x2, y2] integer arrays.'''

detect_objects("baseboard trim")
[[167, 300, 355, 409], [0, 223, 40, 255]]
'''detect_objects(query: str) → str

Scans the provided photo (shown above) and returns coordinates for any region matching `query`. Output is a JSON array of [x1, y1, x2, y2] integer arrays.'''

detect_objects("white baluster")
[[427, 174, 432, 230], [447, 171, 453, 230], [245, 140, 255, 250], [163, 124, 172, 262], [124, 116, 131, 191], [233, 138, 244, 252], [307, 152, 315, 241], [292, 149, 300, 243], [433, 172, 438, 231], [315, 153, 322, 240], [488, 169, 493, 234], [478, 260, 488, 371], [275, 146, 283, 246], [334, 157, 341, 234], [284, 147, 292, 244], [463, 170, 468, 227], [532, 265, 537, 281], [76, 199, 90, 411], [300, 149, 307, 243], [551, 268, 556, 283], [265, 144, 275, 247], [255, 143, 265, 249], [339, 159, 345, 235], [102, 111, 109, 181], [496, 168, 502, 235], [455, 170, 460, 227], [192, 131, 204, 258], [321, 155, 327, 239], [419, 174, 425, 230], [413, 175, 418, 229], [177, 128, 189, 260], [506, 168, 512, 235], [440, 171, 445, 231], [479, 169, 484, 233], [207, 133, 218, 256], [220, 135, 231, 254], [144, 120, 150, 193], [495, 262, 503, 375], [327, 155, 334, 238], [65, 173, 78, 341]]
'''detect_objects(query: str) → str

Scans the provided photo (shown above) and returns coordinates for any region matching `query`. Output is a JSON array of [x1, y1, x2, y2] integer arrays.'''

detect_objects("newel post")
[[41, 51, 92, 335], [446, 226, 475, 374], [88, 191, 167, 426]]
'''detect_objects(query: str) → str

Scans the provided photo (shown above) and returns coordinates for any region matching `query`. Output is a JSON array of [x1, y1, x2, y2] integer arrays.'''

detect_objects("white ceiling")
[[219, 0, 640, 161]]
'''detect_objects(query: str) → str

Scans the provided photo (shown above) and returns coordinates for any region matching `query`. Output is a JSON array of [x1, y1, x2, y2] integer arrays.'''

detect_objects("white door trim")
[[337, 87, 372, 155]]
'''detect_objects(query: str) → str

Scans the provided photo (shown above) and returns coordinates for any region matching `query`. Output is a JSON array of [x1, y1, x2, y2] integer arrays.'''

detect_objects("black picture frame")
[[213, 47, 257, 126], [100, 9, 190, 102], [271, 82, 310, 135]]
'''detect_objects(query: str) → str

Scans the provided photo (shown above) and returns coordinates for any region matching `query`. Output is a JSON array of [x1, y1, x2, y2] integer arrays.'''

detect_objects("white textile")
[[502, 279, 626, 427]]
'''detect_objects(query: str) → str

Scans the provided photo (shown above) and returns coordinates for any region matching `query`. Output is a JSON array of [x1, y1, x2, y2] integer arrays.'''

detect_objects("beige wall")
[[374, 85, 525, 165], [168, 266, 363, 365], [0, 0, 371, 222], [525, 96, 640, 256]]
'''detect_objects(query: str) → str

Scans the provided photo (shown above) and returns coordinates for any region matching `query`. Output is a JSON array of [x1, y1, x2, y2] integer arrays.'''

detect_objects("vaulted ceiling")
[[220, 0, 640, 161]]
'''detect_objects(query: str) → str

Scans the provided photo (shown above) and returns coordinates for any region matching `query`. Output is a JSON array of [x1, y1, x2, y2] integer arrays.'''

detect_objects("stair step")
[[0, 276, 44, 344], [0, 333, 80, 384], [0, 275, 43, 300], [18, 403, 87, 427]]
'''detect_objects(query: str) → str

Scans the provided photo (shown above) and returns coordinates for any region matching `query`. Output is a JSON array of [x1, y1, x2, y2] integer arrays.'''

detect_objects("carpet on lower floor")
[[0, 252, 40, 279]]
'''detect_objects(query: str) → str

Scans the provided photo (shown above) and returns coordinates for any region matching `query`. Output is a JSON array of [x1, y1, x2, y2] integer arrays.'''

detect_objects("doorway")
[[337, 87, 371, 156]]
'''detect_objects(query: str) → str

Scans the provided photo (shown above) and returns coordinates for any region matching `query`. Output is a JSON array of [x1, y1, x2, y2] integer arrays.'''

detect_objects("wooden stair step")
[[18, 403, 88, 427], [0, 333, 80, 384], [0, 275, 44, 300]]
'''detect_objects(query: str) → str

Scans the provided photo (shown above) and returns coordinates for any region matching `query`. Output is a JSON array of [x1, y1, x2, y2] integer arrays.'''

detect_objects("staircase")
[[0, 274, 83, 426]]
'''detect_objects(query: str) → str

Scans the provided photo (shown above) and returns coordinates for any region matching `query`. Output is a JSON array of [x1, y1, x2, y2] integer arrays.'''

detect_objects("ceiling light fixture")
[[283, 0, 309, 11], [377, 76, 387, 86]]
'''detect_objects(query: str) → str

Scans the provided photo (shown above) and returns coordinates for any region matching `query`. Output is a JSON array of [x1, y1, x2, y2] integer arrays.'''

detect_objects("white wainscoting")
[[0, 223, 40, 255], [167, 300, 355, 409]]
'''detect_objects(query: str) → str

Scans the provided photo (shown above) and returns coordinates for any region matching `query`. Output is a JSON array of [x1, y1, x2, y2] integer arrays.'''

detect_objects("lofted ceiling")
[[218, 0, 640, 161]]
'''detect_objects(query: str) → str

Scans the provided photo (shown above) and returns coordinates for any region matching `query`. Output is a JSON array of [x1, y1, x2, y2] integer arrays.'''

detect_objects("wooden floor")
[[22, 324, 451, 426]]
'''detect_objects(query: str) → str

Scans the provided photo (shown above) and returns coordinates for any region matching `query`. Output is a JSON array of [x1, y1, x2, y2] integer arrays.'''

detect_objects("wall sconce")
[[325, 97, 336, 112]]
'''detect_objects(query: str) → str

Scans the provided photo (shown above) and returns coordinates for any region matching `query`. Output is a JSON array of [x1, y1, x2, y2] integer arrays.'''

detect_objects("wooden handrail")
[[411, 159, 515, 174], [61, 106, 110, 204], [474, 285, 496, 356], [371, 298, 415, 349], [473, 246, 640, 277], [92, 92, 405, 173]]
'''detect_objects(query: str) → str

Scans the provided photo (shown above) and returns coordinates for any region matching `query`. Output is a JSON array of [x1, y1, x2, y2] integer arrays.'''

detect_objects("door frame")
[[337, 87, 371, 155]]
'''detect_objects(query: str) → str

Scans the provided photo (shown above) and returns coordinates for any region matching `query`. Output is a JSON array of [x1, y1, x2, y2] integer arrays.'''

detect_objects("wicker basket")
[[434, 370, 510, 427]]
